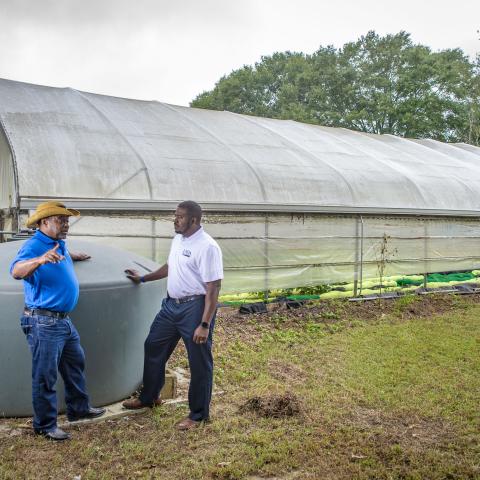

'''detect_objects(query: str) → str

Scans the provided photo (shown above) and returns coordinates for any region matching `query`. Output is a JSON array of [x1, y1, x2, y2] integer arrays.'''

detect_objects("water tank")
[[0, 239, 165, 416]]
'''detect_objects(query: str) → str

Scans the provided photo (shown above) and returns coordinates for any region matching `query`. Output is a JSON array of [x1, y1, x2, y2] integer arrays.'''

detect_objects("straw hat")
[[26, 201, 80, 228]]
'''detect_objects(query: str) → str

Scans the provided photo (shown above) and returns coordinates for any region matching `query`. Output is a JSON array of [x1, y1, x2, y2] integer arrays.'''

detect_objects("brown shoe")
[[122, 397, 163, 410], [175, 417, 200, 431]]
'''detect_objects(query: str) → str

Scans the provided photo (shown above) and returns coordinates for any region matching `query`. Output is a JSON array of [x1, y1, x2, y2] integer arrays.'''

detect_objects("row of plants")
[[218, 271, 480, 305]]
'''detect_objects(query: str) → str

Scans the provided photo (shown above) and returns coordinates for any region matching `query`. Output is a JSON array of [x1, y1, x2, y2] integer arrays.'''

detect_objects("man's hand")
[[125, 268, 142, 284], [12, 244, 66, 279], [39, 244, 65, 265], [193, 324, 209, 344], [191, 279, 221, 344], [70, 252, 91, 262], [124, 263, 168, 285]]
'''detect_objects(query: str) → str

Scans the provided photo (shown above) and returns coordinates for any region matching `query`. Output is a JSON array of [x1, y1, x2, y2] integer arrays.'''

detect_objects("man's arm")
[[125, 264, 169, 284], [193, 279, 222, 344], [70, 251, 91, 262], [11, 244, 65, 279]]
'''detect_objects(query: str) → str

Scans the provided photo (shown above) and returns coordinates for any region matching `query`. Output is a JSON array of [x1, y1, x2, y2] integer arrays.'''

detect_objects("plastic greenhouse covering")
[[1, 78, 480, 293]]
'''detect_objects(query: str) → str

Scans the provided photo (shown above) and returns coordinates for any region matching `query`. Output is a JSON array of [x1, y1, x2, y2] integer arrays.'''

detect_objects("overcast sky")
[[0, 0, 478, 106]]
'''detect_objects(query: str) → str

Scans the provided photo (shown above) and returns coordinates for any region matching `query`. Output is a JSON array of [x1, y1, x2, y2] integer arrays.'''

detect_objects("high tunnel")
[[1, 77, 480, 293]]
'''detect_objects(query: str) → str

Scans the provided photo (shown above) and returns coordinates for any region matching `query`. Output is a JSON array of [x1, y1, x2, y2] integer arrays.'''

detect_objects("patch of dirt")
[[267, 360, 308, 384], [346, 406, 457, 449], [239, 392, 302, 418], [392, 295, 462, 319]]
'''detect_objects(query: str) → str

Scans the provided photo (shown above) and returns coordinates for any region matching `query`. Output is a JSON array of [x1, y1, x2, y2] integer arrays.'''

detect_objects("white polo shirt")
[[167, 226, 223, 299]]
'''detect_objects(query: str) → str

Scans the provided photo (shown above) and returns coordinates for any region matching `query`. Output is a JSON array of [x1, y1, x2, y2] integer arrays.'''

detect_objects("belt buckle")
[[173, 295, 198, 304]]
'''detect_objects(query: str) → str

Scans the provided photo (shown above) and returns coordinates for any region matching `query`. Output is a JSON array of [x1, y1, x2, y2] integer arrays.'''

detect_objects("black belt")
[[168, 294, 204, 304], [24, 308, 69, 319]]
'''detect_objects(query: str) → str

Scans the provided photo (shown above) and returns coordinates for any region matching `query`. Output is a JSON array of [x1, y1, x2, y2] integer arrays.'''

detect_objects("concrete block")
[[160, 369, 177, 399]]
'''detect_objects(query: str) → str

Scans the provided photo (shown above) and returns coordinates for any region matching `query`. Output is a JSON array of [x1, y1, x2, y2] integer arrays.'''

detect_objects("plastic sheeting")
[[2, 78, 480, 293], [14, 211, 478, 293], [0, 127, 14, 209], [1, 78, 480, 214]]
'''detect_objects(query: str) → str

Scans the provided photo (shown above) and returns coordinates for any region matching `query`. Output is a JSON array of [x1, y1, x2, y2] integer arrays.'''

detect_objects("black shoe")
[[67, 406, 106, 422], [36, 427, 71, 441]]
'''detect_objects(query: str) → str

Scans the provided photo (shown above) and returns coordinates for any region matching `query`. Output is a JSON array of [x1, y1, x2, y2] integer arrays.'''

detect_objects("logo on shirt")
[[182, 249, 191, 257]]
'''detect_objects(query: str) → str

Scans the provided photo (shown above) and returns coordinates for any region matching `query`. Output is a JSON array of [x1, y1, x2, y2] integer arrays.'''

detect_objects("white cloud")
[[0, 0, 478, 106]]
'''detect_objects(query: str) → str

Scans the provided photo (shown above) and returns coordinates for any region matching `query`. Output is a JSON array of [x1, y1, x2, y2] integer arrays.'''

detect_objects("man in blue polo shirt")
[[10, 201, 105, 441]]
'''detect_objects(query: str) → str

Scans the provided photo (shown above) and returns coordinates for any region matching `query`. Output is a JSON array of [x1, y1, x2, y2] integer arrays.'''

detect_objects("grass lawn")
[[1, 294, 479, 479]]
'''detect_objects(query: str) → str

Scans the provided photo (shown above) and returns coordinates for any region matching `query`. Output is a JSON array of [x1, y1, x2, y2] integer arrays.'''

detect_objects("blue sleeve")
[[9, 242, 36, 279]]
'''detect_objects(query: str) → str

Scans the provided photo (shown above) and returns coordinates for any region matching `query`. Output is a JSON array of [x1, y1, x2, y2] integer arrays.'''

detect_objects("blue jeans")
[[140, 297, 215, 421], [20, 314, 90, 432]]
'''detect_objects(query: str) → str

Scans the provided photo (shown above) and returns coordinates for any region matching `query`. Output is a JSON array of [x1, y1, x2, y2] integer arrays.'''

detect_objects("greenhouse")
[[1, 77, 480, 294]]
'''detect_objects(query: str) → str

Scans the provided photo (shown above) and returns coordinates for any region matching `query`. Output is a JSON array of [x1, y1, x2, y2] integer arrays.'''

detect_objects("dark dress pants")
[[139, 297, 215, 421]]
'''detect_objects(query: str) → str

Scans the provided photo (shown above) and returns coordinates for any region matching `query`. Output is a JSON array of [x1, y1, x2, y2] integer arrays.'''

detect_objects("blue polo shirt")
[[10, 231, 79, 312]]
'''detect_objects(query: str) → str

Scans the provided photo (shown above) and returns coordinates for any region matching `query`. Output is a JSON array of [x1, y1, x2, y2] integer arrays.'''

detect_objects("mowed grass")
[[0, 295, 479, 479]]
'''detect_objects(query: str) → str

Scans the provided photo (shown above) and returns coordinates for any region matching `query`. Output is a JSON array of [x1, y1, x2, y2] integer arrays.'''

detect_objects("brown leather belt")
[[24, 308, 69, 319]]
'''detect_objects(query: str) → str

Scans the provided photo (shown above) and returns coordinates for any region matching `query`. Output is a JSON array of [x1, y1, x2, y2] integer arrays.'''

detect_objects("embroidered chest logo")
[[182, 249, 192, 257]]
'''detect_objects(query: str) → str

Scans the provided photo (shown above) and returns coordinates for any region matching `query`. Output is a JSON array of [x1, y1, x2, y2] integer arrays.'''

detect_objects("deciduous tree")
[[191, 31, 479, 144]]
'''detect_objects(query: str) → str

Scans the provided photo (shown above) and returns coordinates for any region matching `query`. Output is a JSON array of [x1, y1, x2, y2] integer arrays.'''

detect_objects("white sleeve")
[[198, 244, 223, 282], [166, 235, 179, 265]]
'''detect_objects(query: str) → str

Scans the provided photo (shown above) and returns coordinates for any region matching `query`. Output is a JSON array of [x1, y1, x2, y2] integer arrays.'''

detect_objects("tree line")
[[191, 31, 480, 145]]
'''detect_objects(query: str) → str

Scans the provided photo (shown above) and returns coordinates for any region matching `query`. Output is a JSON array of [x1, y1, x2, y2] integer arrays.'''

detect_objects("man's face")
[[174, 207, 194, 235], [41, 215, 70, 239]]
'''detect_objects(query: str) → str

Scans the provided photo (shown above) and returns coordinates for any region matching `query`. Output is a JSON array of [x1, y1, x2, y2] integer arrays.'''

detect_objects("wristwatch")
[[201, 321, 210, 329]]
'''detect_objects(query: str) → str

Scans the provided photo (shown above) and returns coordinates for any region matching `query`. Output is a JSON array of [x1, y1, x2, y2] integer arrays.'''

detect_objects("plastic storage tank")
[[0, 239, 165, 416]]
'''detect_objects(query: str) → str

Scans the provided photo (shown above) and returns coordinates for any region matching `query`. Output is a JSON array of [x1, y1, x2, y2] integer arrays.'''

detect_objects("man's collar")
[[34, 230, 64, 246], [182, 226, 203, 240]]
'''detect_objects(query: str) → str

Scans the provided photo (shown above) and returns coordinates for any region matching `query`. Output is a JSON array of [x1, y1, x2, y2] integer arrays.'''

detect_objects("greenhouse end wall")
[[14, 210, 480, 294], [0, 127, 15, 210]]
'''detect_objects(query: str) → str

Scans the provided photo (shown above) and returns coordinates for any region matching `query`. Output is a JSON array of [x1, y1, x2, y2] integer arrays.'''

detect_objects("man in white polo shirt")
[[123, 200, 223, 430]]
